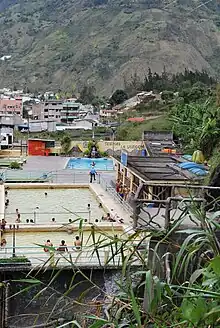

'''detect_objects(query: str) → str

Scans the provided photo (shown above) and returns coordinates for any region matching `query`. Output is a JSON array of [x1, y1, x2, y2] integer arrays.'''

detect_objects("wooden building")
[[114, 154, 204, 201]]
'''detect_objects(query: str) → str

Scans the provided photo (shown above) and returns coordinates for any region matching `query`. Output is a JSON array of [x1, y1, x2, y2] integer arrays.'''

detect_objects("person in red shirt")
[[116, 179, 121, 193]]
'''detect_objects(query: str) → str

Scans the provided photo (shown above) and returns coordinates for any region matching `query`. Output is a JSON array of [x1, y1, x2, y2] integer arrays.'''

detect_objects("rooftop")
[[114, 155, 202, 182], [28, 138, 55, 142], [127, 117, 145, 122], [142, 130, 181, 156]]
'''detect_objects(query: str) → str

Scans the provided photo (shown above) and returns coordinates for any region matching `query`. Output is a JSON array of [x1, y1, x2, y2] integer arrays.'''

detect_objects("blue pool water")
[[66, 158, 114, 170]]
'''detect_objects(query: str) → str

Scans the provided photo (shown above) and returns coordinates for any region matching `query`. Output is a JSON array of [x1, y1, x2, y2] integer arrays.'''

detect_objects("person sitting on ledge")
[[74, 236, 82, 250], [0, 238, 6, 248], [1, 219, 6, 231], [102, 213, 116, 222], [26, 219, 29, 223], [57, 240, 68, 252], [44, 239, 53, 252]]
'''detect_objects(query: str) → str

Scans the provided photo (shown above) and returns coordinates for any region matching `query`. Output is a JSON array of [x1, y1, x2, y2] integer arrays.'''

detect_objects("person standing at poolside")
[[116, 179, 121, 193], [89, 166, 97, 183], [16, 213, 21, 223]]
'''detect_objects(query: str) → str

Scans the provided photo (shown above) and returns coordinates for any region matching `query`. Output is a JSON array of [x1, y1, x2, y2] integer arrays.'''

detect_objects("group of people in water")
[[116, 179, 130, 200], [44, 236, 82, 253]]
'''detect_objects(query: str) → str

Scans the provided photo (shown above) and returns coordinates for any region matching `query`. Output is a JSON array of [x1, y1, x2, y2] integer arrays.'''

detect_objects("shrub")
[[0, 256, 30, 264], [10, 161, 21, 169]]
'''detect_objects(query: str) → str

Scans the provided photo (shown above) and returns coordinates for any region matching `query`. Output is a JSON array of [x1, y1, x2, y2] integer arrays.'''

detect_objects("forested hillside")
[[0, 0, 220, 94]]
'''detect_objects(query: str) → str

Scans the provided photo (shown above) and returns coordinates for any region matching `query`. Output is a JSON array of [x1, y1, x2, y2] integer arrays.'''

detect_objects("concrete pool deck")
[[89, 183, 133, 226], [0, 184, 4, 220]]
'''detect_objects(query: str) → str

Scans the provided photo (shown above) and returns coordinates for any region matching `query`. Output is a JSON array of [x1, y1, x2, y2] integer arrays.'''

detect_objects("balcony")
[[60, 116, 78, 119]]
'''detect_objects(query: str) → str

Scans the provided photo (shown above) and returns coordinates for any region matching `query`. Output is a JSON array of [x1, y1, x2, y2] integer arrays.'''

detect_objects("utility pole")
[[111, 127, 116, 156], [12, 224, 16, 258]]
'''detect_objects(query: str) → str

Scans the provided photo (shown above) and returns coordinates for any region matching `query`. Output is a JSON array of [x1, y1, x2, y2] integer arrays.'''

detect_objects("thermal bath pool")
[[5, 187, 105, 224], [2, 226, 143, 268], [66, 158, 114, 170], [4, 227, 126, 248]]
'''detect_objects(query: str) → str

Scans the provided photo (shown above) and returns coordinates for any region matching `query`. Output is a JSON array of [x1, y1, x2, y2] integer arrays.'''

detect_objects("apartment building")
[[60, 102, 82, 124], [0, 97, 23, 116], [31, 100, 63, 121]]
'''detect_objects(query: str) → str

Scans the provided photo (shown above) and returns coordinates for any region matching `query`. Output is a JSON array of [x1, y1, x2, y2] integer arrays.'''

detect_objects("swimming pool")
[[5, 188, 105, 224], [66, 158, 114, 170]]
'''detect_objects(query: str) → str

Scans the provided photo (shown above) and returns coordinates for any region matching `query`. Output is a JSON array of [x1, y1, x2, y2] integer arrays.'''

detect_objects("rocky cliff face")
[[0, 0, 220, 94]]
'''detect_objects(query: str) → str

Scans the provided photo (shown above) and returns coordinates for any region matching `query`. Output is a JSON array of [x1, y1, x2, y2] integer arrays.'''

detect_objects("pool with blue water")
[[66, 158, 114, 170]]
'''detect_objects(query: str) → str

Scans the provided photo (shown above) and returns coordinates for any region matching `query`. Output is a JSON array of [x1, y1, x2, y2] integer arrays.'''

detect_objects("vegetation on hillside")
[[0, 0, 220, 93]]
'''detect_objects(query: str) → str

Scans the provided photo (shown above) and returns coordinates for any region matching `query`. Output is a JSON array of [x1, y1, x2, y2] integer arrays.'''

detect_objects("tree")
[[161, 90, 174, 103], [61, 135, 72, 155], [216, 83, 220, 107], [110, 89, 128, 105], [170, 99, 220, 157]]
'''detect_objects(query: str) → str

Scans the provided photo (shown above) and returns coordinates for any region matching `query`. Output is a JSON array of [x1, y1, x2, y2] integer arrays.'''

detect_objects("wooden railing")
[[124, 176, 131, 187]]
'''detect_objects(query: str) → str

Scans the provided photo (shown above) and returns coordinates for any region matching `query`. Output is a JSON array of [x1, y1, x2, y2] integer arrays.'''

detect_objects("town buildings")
[[0, 114, 23, 148], [31, 100, 63, 121], [31, 100, 89, 124], [61, 101, 82, 124], [0, 97, 23, 116]]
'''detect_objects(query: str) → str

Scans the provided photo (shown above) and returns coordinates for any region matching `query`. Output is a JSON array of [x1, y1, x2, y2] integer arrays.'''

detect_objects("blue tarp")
[[178, 162, 205, 170], [182, 154, 192, 161], [178, 162, 208, 176]]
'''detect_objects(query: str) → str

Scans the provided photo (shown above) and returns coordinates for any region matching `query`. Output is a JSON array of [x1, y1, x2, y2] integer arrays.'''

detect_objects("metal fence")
[[99, 176, 133, 214], [4, 210, 93, 224], [0, 245, 141, 268], [1, 169, 101, 184]]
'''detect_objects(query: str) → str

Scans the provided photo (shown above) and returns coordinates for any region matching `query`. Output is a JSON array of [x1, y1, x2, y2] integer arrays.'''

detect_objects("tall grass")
[[4, 197, 220, 327]]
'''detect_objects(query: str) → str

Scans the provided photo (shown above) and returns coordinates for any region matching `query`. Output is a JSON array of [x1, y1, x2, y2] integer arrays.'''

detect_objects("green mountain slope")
[[0, 0, 220, 94]]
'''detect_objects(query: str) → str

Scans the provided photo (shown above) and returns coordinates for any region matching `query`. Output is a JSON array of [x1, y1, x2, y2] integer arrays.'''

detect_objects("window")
[[44, 115, 48, 118], [44, 109, 48, 112]]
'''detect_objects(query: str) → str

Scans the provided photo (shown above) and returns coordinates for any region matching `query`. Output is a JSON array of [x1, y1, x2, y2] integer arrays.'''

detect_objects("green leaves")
[[181, 297, 207, 326], [210, 256, 220, 276], [170, 98, 220, 156]]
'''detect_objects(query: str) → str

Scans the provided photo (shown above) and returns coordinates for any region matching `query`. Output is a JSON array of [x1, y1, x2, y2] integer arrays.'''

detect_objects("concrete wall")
[[2, 269, 119, 327], [71, 140, 144, 153]]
